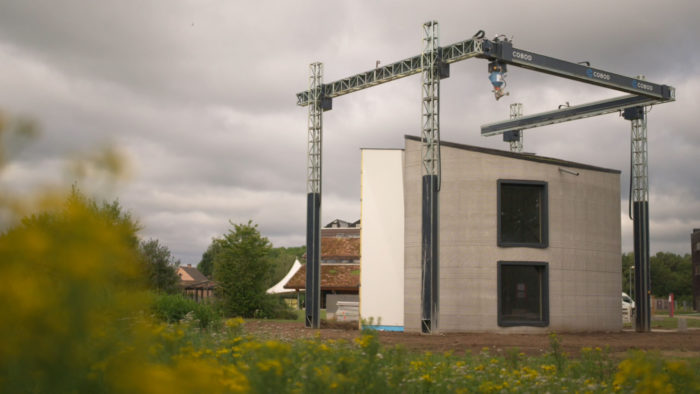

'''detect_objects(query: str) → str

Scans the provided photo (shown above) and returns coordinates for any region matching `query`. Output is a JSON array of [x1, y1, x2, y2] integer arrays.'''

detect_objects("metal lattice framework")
[[305, 62, 323, 329], [631, 111, 648, 203], [508, 103, 523, 152], [481, 95, 660, 136], [296, 37, 482, 107], [420, 21, 440, 334], [297, 21, 674, 333], [307, 63, 323, 194], [421, 21, 441, 178]]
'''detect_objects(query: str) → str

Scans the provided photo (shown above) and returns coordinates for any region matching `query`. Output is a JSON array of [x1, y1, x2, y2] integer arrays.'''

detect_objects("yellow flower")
[[216, 348, 230, 357], [257, 359, 283, 376], [354, 334, 373, 348], [225, 317, 245, 328]]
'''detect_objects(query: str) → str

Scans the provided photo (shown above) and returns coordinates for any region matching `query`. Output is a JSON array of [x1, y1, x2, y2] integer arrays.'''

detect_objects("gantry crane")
[[297, 21, 675, 333]]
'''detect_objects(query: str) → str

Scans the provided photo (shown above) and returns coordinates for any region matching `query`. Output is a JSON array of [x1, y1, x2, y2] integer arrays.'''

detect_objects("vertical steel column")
[[420, 21, 440, 334], [508, 103, 523, 152], [306, 62, 323, 329], [626, 104, 651, 332]]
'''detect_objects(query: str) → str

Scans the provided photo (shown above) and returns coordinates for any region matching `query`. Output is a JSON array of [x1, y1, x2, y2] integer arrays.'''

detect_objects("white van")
[[622, 292, 635, 323], [622, 292, 635, 309]]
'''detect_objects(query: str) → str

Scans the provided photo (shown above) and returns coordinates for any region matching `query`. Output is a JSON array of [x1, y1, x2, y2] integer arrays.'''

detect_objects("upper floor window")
[[498, 180, 548, 248]]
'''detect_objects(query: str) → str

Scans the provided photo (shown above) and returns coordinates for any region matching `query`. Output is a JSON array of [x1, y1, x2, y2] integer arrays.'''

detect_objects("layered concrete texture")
[[403, 136, 622, 333], [360, 149, 405, 329]]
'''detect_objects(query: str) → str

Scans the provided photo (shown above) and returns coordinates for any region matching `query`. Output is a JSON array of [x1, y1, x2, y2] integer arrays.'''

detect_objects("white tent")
[[266, 258, 302, 294]]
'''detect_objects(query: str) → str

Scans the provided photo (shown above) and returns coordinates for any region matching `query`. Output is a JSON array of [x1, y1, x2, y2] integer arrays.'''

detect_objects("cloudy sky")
[[0, 1, 698, 265]]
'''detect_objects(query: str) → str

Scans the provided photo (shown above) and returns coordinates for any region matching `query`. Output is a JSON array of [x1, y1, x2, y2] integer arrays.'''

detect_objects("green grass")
[[294, 308, 327, 322], [652, 316, 700, 329], [624, 315, 700, 329], [246, 308, 327, 323], [676, 311, 700, 316]]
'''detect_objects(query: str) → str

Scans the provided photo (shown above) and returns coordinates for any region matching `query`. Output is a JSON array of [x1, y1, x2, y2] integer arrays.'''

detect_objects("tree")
[[213, 221, 273, 317], [268, 245, 305, 287], [650, 252, 692, 300], [622, 251, 692, 302], [203, 239, 303, 286], [198, 237, 224, 279], [139, 238, 181, 294]]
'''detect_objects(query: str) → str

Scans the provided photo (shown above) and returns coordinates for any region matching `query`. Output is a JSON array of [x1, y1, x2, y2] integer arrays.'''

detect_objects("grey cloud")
[[1, 0, 698, 265]]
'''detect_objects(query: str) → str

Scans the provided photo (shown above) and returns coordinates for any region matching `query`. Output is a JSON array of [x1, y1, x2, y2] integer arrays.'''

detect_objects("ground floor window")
[[498, 261, 549, 327]]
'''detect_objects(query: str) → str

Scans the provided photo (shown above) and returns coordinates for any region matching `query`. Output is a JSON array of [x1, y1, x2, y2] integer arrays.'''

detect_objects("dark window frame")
[[497, 179, 549, 248], [497, 261, 549, 327]]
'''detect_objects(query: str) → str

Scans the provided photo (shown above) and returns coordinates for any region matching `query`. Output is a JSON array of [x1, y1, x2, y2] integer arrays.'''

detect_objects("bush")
[[152, 293, 222, 329], [0, 194, 150, 393], [152, 293, 198, 323], [254, 295, 298, 320], [192, 300, 223, 330]]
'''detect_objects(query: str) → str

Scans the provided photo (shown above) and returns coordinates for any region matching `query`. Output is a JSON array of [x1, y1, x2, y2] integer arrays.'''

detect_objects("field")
[[232, 320, 700, 392], [246, 319, 700, 357]]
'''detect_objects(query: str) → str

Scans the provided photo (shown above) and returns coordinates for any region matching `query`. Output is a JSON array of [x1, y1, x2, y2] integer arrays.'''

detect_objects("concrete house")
[[361, 136, 622, 332]]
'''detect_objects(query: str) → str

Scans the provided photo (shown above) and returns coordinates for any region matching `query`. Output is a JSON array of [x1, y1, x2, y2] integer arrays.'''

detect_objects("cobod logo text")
[[512, 51, 533, 61], [587, 69, 611, 81], [634, 80, 653, 92]]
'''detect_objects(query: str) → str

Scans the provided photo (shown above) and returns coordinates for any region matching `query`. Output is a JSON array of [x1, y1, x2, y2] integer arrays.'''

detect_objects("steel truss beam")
[[296, 37, 481, 106], [481, 95, 661, 136], [480, 41, 675, 101]]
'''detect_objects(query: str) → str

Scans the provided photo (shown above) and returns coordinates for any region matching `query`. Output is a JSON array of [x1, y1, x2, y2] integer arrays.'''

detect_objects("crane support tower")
[[504, 103, 524, 152], [297, 21, 674, 333]]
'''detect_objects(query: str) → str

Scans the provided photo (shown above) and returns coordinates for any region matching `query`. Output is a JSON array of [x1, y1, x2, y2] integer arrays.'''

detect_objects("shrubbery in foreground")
[[136, 325, 700, 393], [1, 193, 699, 393], [152, 293, 223, 329]]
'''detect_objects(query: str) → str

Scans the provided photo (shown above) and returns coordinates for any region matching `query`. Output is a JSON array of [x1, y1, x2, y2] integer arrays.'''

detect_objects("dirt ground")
[[243, 320, 700, 357]]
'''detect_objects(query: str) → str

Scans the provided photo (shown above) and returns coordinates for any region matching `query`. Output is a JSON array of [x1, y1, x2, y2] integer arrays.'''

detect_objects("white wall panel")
[[360, 149, 405, 328]]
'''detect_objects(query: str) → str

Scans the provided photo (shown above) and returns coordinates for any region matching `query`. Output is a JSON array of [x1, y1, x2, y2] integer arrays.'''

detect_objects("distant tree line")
[[622, 252, 693, 302]]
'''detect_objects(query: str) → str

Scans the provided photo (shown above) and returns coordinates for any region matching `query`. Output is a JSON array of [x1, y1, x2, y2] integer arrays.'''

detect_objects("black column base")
[[306, 193, 321, 329], [421, 175, 439, 333], [633, 201, 650, 332]]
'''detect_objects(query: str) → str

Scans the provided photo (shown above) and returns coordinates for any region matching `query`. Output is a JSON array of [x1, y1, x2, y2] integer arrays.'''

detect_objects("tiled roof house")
[[177, 264, 216, 302]]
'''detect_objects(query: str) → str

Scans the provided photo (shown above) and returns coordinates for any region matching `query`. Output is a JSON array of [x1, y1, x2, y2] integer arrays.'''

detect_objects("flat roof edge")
[[404, 135, 621, 174]]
